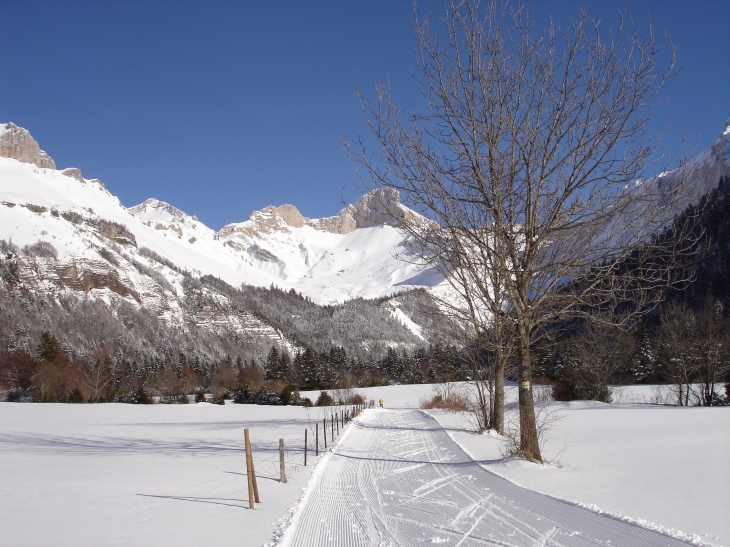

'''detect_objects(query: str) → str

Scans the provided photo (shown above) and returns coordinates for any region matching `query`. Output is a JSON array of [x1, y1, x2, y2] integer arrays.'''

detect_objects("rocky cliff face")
[[220, 188, 410, 238], [0, 122, 56, 169]]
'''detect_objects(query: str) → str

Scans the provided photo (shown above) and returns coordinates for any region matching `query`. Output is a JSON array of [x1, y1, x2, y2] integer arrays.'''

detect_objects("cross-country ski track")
[[277, 409, 695, 547]]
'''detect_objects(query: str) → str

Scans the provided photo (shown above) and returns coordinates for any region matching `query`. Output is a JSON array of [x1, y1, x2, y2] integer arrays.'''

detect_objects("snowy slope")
[[0, 120, 446, 310], [130, 194, 444, 305]]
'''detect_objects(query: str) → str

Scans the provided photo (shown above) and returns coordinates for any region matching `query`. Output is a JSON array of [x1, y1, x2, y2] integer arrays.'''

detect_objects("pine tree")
[[631, 323, 654, 382], [264, 346, 281, 380], [300, 348, 320, 390], [275, 350, 292, 383], [37, 331, 60, 362]]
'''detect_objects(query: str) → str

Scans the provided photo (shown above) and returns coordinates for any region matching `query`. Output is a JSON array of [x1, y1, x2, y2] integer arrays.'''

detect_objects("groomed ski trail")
[[278, 409, 697, 547]]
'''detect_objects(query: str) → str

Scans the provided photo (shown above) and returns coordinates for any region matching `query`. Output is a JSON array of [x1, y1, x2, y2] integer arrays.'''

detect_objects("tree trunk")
[[493, 355, 505, 435], [517, 321, 541, 461]]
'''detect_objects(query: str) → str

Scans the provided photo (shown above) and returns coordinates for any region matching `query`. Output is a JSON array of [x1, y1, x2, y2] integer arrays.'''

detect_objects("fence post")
[[331, 414, 334, 442], [336, 412, 339, 435], [304, 429, 308, 466], [279, 439, 287, 483], [323, 418, 327, 449], [316, 423, 319, 456], [244, 428, 255, 510], [250, 436, 260, 503]]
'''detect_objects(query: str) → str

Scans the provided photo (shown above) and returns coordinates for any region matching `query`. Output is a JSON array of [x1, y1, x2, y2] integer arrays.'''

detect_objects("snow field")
[[278, 408, 699, 546], [0, 402, 342, 546], [0, 384, 727, 546]]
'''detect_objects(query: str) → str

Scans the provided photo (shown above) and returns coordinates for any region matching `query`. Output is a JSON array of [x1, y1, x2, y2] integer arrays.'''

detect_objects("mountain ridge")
[[0, 119, 728, 367]]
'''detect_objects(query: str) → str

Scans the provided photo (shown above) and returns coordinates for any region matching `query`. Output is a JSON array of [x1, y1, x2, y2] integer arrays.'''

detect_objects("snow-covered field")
[[0, 402, 333, 546], [1, 384, 727, 546]]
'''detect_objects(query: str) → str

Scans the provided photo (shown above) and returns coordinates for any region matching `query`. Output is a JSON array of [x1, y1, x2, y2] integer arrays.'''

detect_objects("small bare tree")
[[658, 300, 730, 406], [574, 316, 635, 401], [80, 350, 113, 402], [348, 0, 696, 460]]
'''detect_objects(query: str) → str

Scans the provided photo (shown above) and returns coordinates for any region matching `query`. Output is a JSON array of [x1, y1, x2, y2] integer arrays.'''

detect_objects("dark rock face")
[[0, 122, 56, 169]]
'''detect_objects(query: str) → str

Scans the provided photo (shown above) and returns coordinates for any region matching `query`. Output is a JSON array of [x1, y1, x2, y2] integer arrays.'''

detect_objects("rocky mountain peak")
[[0, 122, 56, 169], [349, 188, 404, 229], [218, 204, 305, 238], [129, 198, 200, 223], [218, 189, 412, 239]]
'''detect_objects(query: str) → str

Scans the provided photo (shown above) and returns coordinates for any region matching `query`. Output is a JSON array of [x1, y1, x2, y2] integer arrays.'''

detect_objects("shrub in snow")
[[316, 391, 334, 407], [67, 387, 85, 404], [232, 383, 286, 405], [280, 384, 301, 405], [117, 387, 152, 404], [22, 240, 58, 260]]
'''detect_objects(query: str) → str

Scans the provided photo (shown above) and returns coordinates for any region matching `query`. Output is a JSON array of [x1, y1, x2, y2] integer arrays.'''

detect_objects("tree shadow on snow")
[[0, 432, 289, 456], [136, 493, 251, 510]]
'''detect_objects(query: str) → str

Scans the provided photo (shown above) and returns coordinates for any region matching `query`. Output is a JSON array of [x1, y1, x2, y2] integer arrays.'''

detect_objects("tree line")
[[0, 326, 468, 404]]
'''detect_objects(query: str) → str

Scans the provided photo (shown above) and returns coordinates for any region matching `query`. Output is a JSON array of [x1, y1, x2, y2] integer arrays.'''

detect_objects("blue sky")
[[2, 0, 728, 230]]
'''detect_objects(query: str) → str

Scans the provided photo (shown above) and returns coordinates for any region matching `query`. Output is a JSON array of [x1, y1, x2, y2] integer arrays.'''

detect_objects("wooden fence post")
[[304, 428, 308, 466], [250, 433, 260, 503], [331, 414, 334, 442], [316, 423, 319, 456], [244, 428, 255, 510], [279, 439, 287, 483], [323, 418, 327, 449]]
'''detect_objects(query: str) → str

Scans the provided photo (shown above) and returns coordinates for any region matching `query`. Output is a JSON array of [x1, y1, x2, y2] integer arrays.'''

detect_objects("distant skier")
[[379, 398, 383, 408]]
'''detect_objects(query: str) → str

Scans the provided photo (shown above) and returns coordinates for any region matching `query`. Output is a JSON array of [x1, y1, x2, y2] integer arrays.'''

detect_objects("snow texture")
[[276, 408, 702, 547], [0, 385, 726, 546]]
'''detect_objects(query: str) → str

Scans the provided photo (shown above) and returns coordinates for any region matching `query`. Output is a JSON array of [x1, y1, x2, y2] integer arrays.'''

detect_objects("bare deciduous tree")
[[658, 300, 730, 406], [573, 317, 634, 401], [348, 0, 694, 460], [80, 350, 113, 402]]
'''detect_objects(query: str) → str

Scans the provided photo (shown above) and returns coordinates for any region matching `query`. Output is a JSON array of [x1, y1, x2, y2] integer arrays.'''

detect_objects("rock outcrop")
[[217, 204, 307, 238], [62, 168, 84, 182], [0, 122, 56, 169], [219, 188, 410, 238]]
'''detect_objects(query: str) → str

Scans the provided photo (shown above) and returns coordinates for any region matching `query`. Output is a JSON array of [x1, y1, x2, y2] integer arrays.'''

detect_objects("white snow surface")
[[0, 401, 335, 547], [0, 155, 444, 305], [1, 384, 726, 546], [277, 408, 707, 547]]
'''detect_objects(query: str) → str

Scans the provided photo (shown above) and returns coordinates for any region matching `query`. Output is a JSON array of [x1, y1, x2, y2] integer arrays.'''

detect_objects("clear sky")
[[2, 0, 728, 230]]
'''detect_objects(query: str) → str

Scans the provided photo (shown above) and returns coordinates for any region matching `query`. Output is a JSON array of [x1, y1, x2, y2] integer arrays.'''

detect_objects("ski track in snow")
[[277, 409, 696, 547]]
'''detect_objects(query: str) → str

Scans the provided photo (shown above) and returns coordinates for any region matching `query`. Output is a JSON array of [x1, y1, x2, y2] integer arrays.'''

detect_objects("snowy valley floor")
[[0, 384, 727, 546], [278, 408, 704, 546]]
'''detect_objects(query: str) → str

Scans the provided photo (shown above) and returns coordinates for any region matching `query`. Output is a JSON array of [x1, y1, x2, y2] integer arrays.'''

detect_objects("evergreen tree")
[[37, 331, 60, 362], [264, 346, 281, 380], [300, 348, 320, 390], [630, 323, 654, 382], [382, 347, 403, 380], [275, 350, 292, 383]]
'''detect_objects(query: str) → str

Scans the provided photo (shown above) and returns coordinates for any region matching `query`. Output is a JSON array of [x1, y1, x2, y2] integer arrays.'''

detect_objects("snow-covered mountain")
[[128, 189, 441, 306], [0, 123, 447, 362], [0, 122, 443, 306], [1, 120, 728, 362]]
